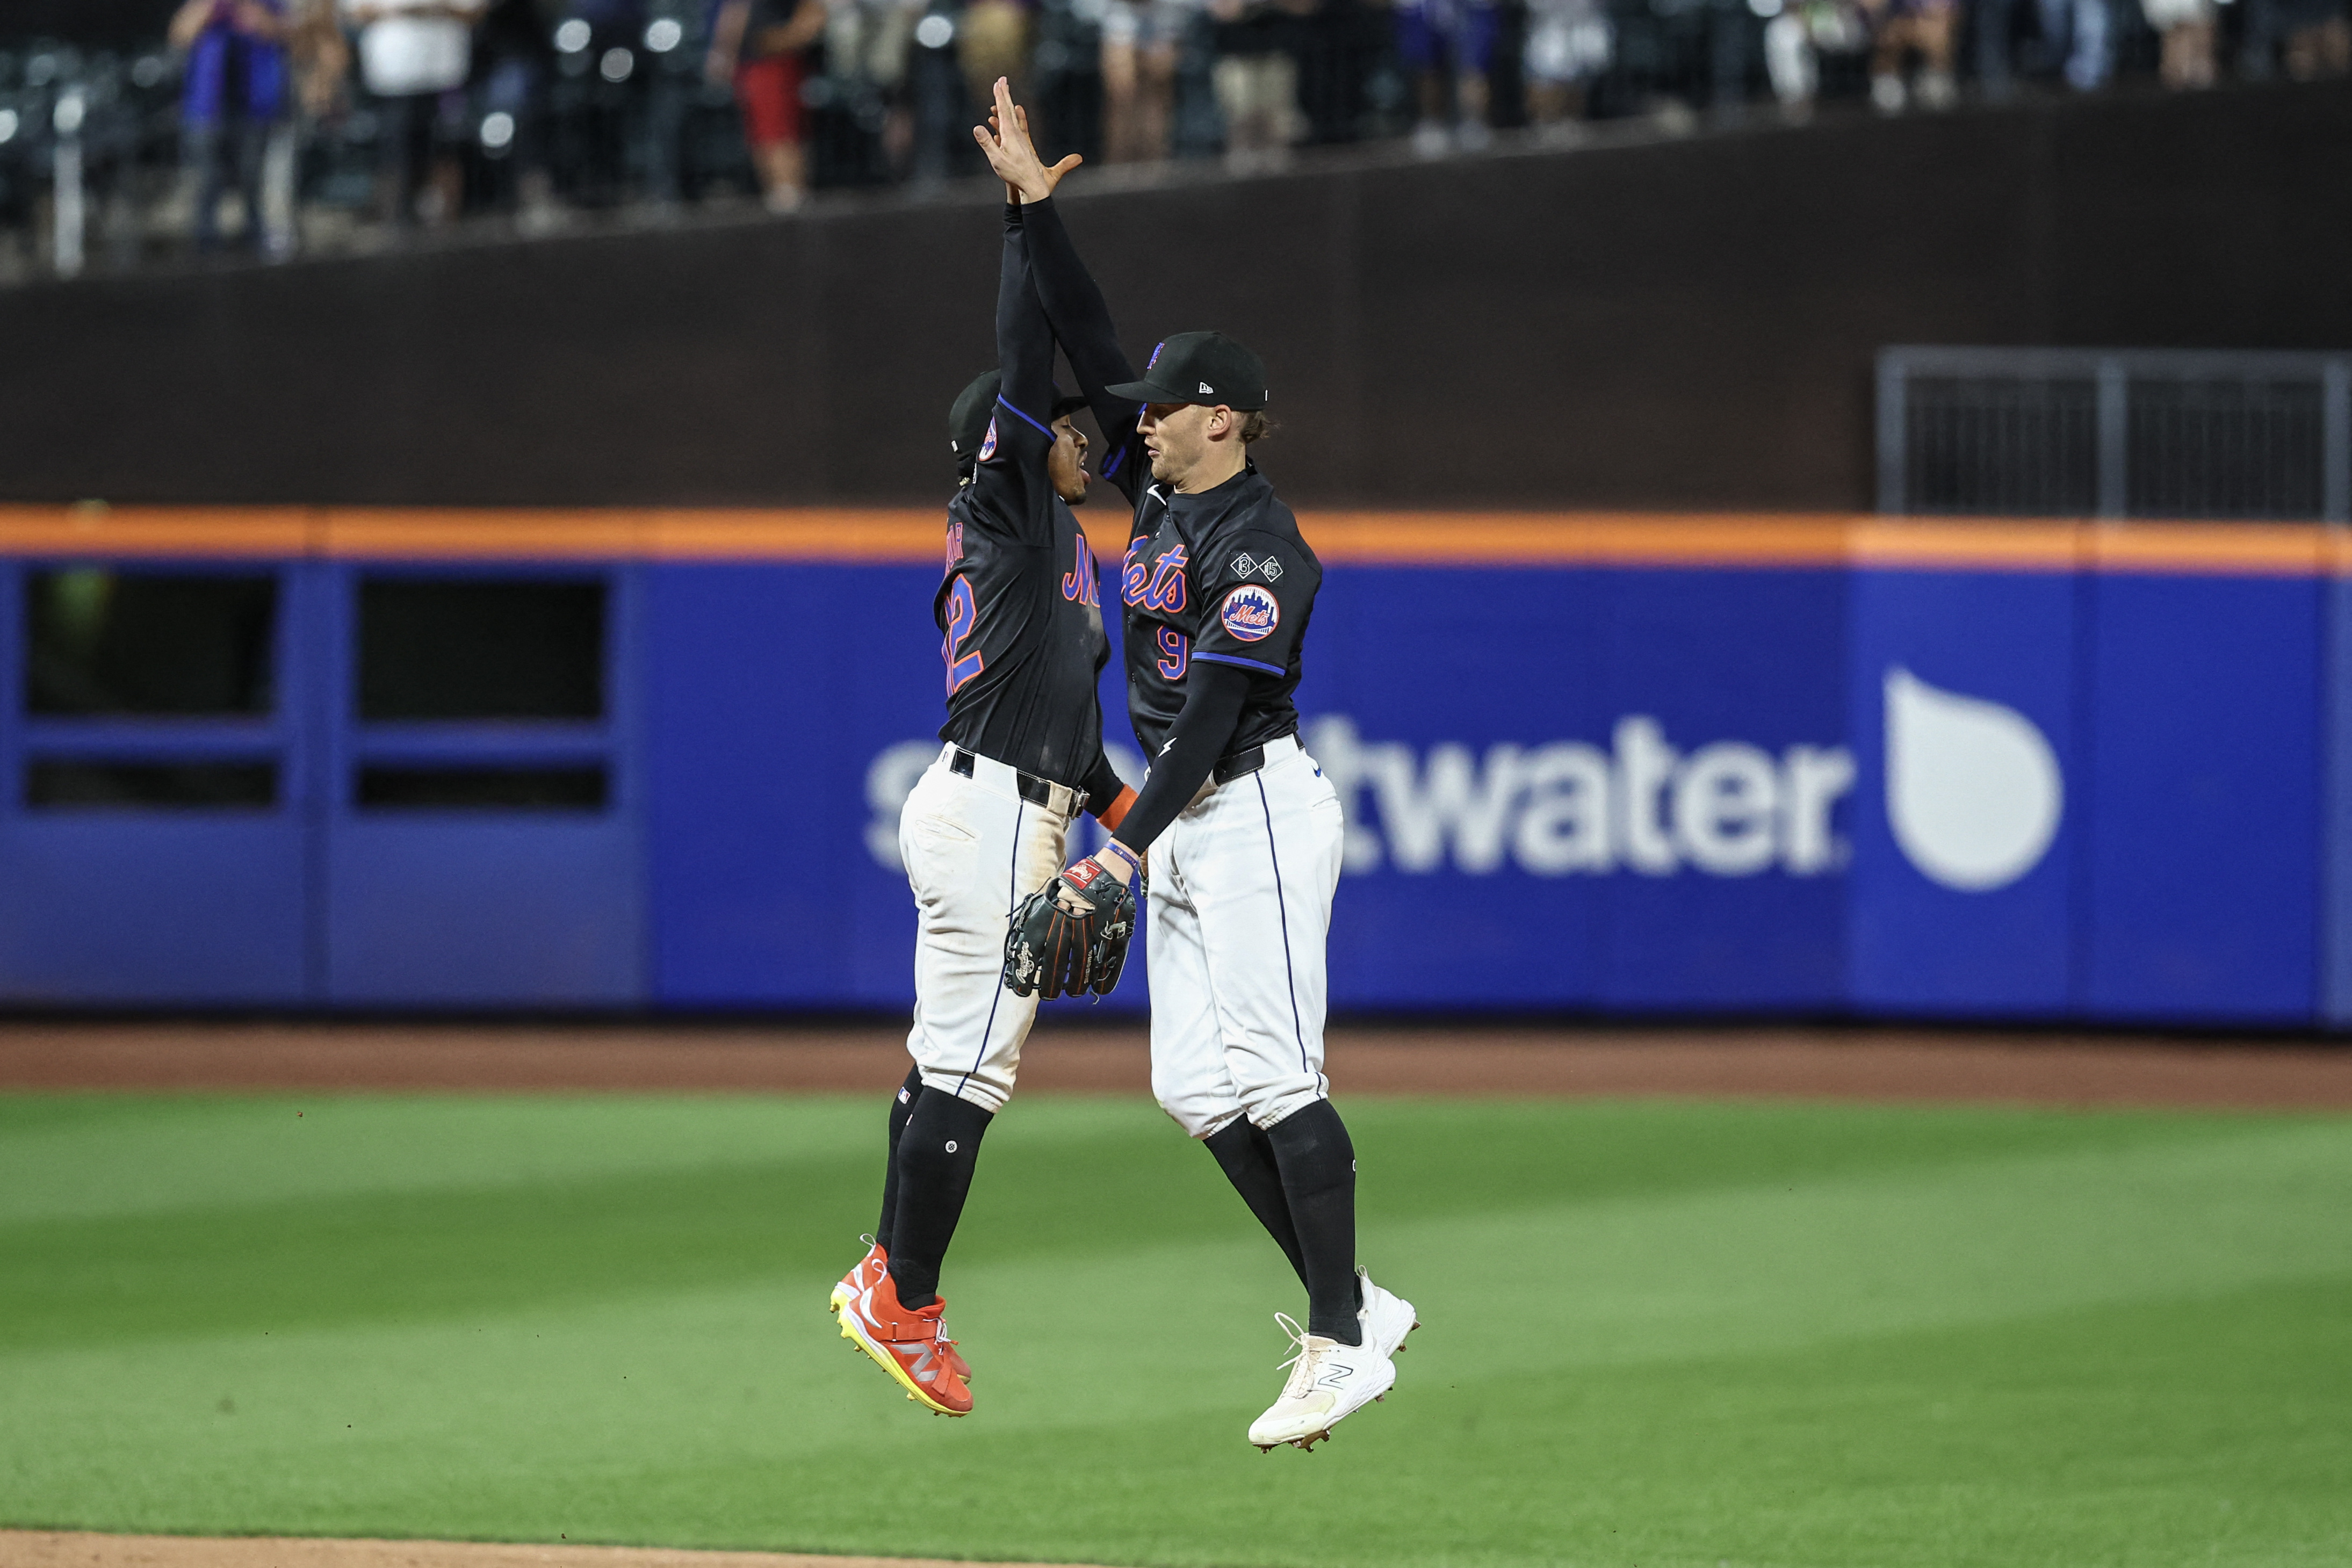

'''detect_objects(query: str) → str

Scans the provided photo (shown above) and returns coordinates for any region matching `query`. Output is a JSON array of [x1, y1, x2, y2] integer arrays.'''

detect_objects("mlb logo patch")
[[978, 417, 999, 463], [1218, 583, 1280, 643]]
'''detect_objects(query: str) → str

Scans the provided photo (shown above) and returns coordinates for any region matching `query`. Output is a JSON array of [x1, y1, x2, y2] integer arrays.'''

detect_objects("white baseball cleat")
[[1357, 1267, 1419, 1361], [1247, 1312, 1396, 1452]]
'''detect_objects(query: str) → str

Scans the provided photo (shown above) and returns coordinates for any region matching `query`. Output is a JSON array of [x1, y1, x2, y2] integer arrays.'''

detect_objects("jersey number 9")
[[1156, 626, 1188, 680]]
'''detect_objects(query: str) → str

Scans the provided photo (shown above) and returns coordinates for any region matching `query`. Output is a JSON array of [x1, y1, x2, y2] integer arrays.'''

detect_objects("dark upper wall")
[[7, 1, 178, 45], [9, 81, 2352, 511]]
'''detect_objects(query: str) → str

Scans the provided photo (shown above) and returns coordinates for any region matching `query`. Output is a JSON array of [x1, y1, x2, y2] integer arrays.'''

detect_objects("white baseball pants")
[[899, 745, 1081, 1112], [1148, 735, 1346, 1139]]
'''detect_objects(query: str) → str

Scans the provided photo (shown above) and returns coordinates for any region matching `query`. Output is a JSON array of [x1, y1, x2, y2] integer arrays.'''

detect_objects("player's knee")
[[1240, 1079, 1325, 1132], [1151, 1073, 1234, 1140], [917, 1071, 1010, 1116]]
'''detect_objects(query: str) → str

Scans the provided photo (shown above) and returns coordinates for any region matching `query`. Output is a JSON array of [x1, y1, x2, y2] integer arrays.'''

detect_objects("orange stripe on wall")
[[0, 505, 2346, 576], [2085, 522, 2332, 576], [1846, 519, 2084, 571], [0, 506, 318, 557]]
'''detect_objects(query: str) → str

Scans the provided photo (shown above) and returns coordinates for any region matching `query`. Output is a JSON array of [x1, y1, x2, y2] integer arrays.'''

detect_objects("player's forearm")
[[1020, 199, 1136, 407], [1081, 752, 1134, 828], [994, 204, 1057, 433], [1111, 663, 1251, 855]]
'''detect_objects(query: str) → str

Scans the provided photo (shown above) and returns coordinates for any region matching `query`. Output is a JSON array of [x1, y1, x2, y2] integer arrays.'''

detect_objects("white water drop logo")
[[1885, 667, 2062, 892]]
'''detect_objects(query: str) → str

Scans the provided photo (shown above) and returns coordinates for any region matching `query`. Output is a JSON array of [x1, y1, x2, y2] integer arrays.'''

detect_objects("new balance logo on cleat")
[[1246, 1312, 1396, 1452]]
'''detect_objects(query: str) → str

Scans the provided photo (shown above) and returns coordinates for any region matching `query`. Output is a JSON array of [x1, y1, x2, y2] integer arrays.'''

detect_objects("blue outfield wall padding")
[[326, 818, 648, 1005], [646, 561, 1157, 1016], [647, 563, 911, 1008], [650, 563, 1860, 1016], [322, 563, 651, 1008], [0, 818, 312, 1004], [648, 555, 2333, 1025], [2329, 576, 2352, 1027], [2080, 573, 2324, 1024], [0, 539, 2339, 1024], [0, 560, 314, 1006], [1593, 569, 1848, 1011], [1847, 569, 2079, 1017], [1301, 568, 1609, 1009]]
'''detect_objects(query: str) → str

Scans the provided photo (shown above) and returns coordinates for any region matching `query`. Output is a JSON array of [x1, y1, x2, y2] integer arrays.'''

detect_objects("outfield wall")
[[0, 507, 2342, 1025]]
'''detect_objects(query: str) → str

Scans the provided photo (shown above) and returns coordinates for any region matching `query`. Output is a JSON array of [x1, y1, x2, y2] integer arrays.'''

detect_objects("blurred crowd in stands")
[[2, 0, 2344, 278]]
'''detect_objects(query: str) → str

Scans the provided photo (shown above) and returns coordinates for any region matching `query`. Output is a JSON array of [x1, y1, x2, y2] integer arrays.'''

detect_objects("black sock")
[[875, 1064, 925, 1253], [1203, 1118, 1309, 1288], [884, 1089, 994, 1309], [1265, 1099, 1361, 1345]]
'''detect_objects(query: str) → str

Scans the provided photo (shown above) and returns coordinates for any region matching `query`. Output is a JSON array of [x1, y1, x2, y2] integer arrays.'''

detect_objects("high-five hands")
[[972, 76, 1081, 204]]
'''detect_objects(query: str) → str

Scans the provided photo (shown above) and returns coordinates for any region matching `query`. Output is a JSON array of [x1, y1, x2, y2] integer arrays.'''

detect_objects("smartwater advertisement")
[[647, 559, 2333, 1024]]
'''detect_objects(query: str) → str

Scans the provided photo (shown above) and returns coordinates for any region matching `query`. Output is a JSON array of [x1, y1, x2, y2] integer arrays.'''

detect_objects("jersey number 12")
[[943, 576, 985, 695]]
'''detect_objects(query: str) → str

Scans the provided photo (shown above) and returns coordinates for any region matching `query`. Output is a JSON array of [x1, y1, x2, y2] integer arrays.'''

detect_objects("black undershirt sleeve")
[[1110, 662, 1252, 855], [1021, 197, 1145, 504], [1079, 749, 1128, 818], [995, 203, 1058, 444]]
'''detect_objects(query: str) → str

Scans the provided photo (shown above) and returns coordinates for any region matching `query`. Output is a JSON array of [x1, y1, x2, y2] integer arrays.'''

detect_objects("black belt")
[[1213, 746, 1266, 785], [951, 748, 1073, 810]]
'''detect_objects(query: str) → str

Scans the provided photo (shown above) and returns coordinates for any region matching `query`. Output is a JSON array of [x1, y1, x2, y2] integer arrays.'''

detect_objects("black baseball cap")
[[949, 372, 999, 459], [949, 371, 1089, 459], [1106, 331, 1267, 410]]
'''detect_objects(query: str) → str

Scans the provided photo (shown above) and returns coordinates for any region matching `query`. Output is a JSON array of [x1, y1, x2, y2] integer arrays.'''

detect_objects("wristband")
[[1100, 840, 1144, 878]]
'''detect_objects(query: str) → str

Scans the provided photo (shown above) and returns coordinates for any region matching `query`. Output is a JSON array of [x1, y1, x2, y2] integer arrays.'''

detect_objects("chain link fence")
[[1878, 346, 2352, 521]]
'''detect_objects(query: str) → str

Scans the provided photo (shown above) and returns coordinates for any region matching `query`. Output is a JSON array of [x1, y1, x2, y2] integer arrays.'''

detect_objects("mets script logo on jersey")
[[977, 418, 999, 463], [1219, 584, 1280, 642], [1061, 528, 1100, 607], [1123, 541, 1188, 613]]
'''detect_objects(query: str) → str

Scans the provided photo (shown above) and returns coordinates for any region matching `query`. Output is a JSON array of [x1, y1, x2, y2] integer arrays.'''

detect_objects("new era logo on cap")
[[1199, 382, 1214, 394]]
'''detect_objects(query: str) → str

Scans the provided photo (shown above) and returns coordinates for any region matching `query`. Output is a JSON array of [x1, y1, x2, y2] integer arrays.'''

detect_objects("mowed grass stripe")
[[0, 1095, 1145, 1226], [3, 1096, 2349, 1568], [0, 1096, 2275, 1349]]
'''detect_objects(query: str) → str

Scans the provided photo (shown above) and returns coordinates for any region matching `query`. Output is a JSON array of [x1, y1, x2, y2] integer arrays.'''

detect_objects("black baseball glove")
[[1002, 856, 1138, 1000]]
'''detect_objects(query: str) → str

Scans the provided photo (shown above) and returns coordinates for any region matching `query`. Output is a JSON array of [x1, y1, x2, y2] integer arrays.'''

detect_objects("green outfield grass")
[[3, 1090, 2349, 1568]]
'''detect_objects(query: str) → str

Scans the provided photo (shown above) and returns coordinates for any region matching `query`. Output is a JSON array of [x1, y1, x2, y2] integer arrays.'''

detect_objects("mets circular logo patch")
[[978, 417, 999, 463], [1219, 583, 1280, 642]]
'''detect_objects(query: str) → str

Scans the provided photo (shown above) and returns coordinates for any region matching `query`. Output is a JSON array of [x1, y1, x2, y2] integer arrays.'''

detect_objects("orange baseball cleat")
[[836, 1262, 974, 1416], [830, 1238, 971, 1383]]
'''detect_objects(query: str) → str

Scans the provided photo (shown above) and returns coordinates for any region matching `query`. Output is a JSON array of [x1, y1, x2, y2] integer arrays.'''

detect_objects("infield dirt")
[[0, 1019, 2347, 1110]]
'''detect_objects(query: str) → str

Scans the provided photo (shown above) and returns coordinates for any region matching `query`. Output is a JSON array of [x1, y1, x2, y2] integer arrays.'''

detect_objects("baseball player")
[[830, 181, 1138, 1418], [975, 82, 1418, 1453]]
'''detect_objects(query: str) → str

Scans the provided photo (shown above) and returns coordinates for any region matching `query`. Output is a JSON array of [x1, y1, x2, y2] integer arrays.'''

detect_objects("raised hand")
[[972, 76, 1081, 204]]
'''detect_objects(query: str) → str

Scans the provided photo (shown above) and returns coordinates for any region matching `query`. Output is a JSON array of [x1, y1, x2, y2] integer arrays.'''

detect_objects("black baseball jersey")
[[934, 208, 1114, 792], [1012, 197, 1319, 767], [1116, 463, 1321, 762]]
